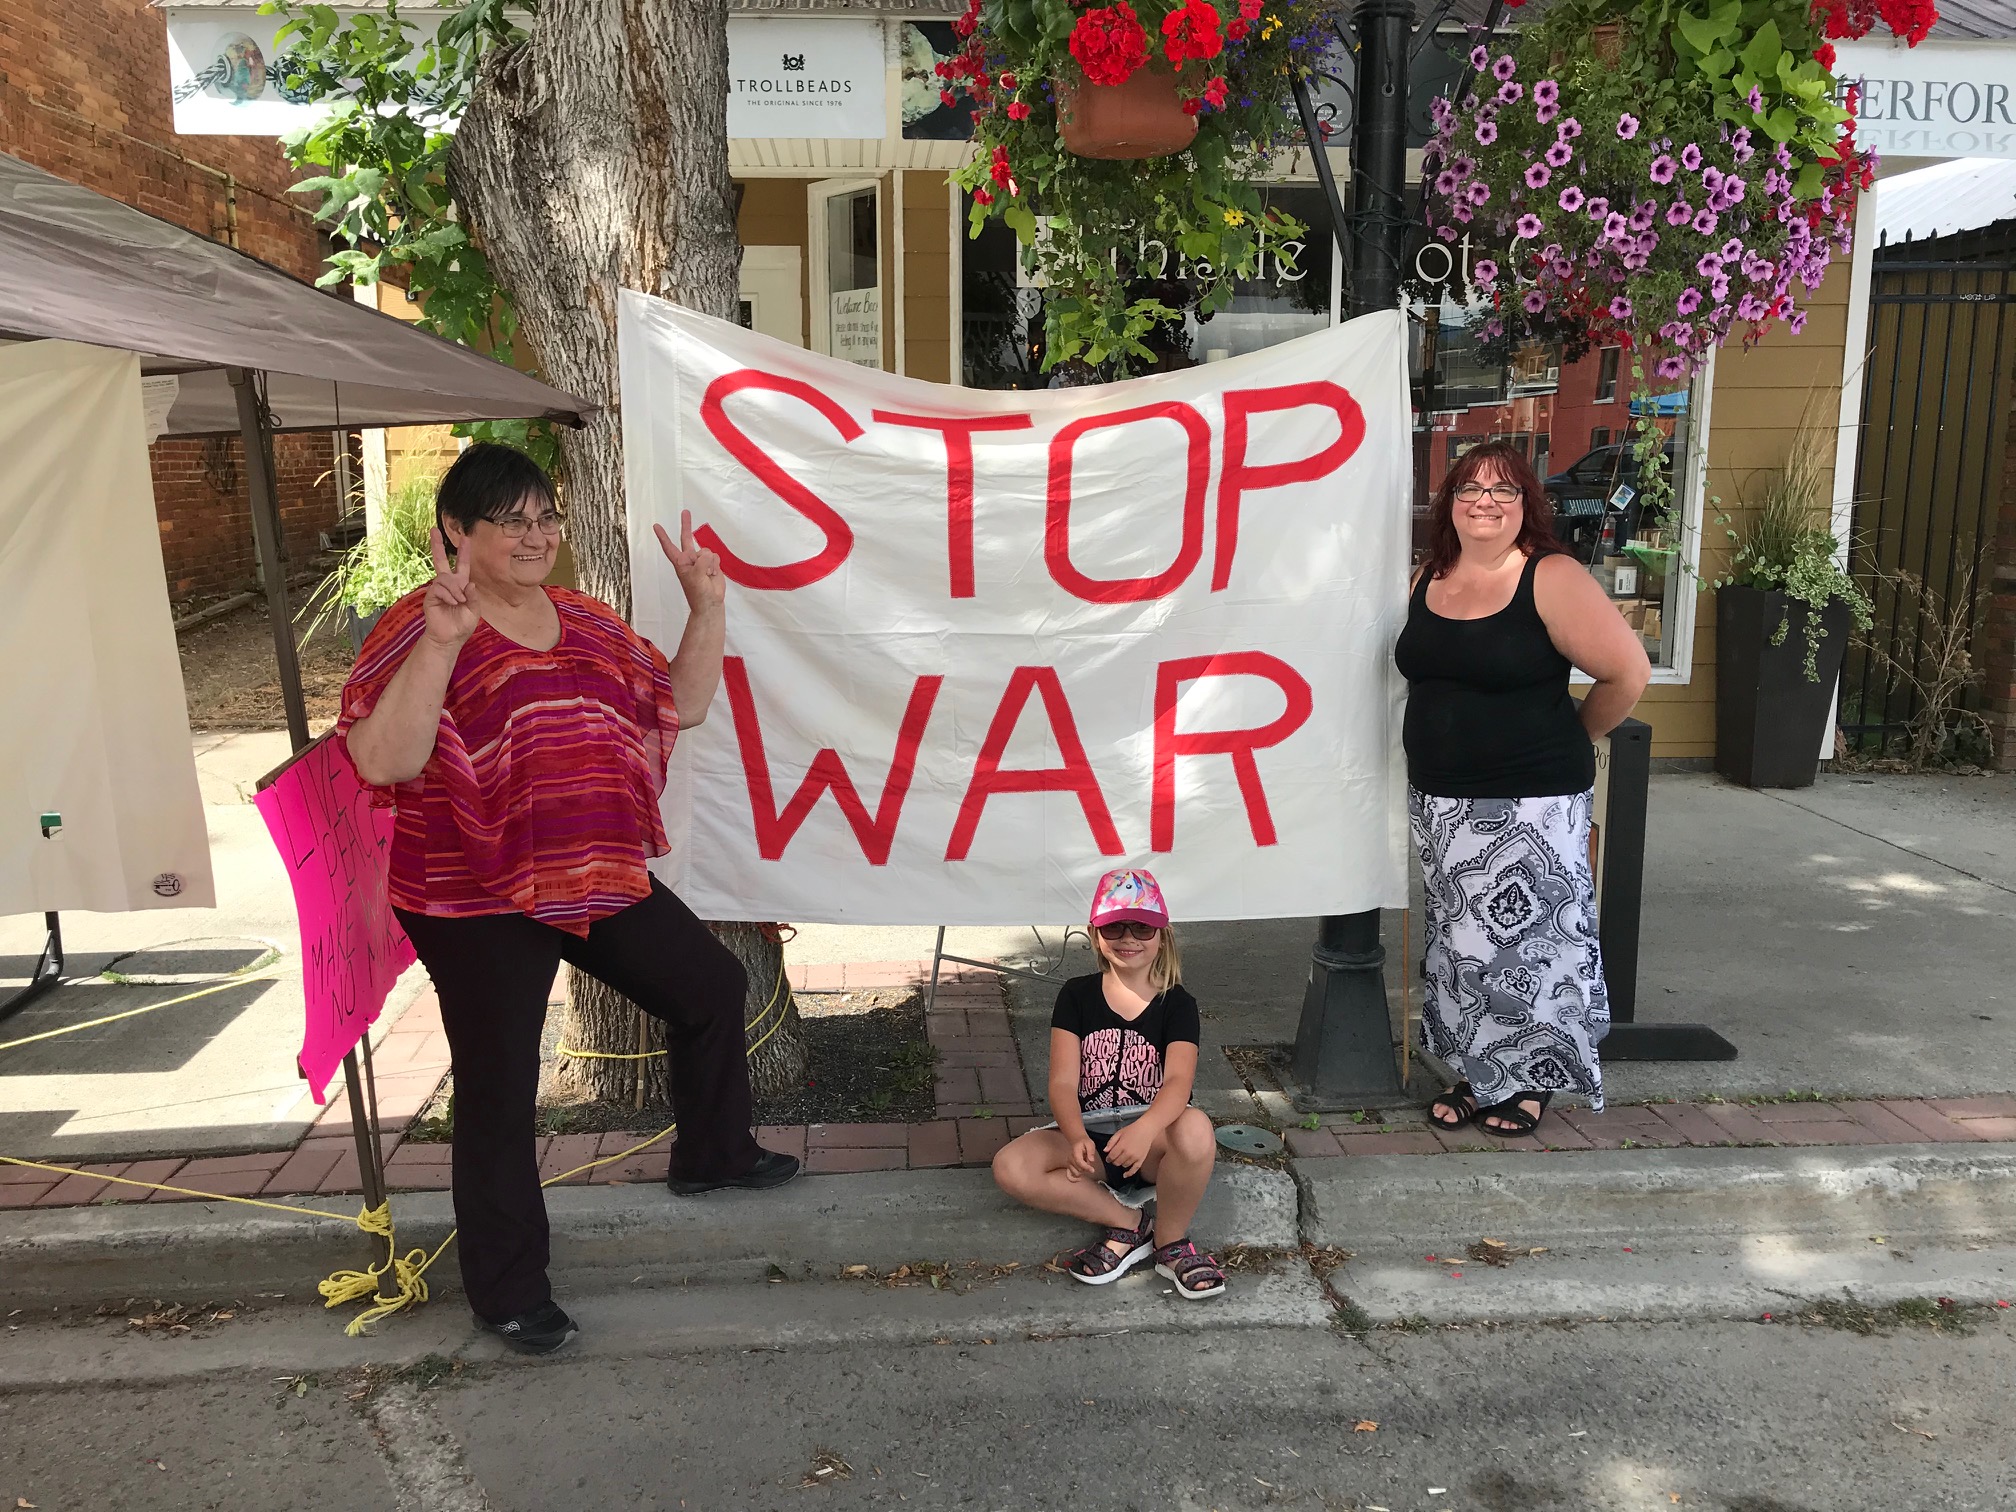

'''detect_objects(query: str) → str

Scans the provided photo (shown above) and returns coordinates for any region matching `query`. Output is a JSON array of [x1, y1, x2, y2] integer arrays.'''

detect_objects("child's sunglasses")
[[1095, 922, 1160, 941]]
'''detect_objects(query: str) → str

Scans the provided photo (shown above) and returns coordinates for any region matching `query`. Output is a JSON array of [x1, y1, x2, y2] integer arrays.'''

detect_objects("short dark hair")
[[435, 442, 557, 537], [1421, 440, 1567, 581]]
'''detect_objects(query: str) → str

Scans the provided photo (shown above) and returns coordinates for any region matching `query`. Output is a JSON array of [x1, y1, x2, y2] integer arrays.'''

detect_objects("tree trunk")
[[449, 0, 806, 1099]]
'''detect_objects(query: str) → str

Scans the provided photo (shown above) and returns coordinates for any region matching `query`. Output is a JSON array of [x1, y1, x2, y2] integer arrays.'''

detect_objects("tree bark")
[[449, 0, 805, 1099]]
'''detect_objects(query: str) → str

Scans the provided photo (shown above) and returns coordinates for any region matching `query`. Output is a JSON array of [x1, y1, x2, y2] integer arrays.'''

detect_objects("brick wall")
[[0, 0, 342, 603]]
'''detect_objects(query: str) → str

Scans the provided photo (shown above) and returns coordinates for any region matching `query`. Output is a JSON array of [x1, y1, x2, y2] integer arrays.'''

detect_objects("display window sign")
[[727, 18, 887, 140], [165, 8, 449, 136], [1836, 39, 2016, 160]]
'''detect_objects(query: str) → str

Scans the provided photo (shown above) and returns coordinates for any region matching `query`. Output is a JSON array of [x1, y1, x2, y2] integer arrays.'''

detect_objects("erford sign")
[[1837, 39, 2016, 161]]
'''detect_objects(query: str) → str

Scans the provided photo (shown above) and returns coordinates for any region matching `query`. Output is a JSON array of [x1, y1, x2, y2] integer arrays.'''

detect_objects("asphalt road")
[[5, 1301, 2011, 1512]]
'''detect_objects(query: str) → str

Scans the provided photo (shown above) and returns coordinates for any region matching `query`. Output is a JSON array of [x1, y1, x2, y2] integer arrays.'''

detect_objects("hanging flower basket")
[[1056, 66, 1198, 159], [942, 0, 1345, 371]]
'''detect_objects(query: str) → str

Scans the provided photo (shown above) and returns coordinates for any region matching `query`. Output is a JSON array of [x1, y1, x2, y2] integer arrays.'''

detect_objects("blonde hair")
[[1095, 926, 1182, 991]]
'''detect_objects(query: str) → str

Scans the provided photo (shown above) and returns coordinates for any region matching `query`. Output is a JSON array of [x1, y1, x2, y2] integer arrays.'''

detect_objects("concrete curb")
[[0, 1165, 1299, 1310], [1296, 1142, 2016, 1256]]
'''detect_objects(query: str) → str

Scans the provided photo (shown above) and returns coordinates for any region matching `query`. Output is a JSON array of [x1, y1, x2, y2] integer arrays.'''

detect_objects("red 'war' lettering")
[[1045, 402, 1211, 603], [1213, 382, 1365, 590], [699, 370, 861, 590], [946, 666, 1124, 861], [722, 657, 941, 863], [1151, 652, 1314, 851], [873, 410, 1034, 598]]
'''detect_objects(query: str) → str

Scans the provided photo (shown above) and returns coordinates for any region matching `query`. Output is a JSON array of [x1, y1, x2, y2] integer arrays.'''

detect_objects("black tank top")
[[1393, 552, 1596, 798]]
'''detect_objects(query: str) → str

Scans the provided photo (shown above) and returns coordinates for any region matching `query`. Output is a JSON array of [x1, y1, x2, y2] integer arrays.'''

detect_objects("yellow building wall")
[[903, 170, 956, 383], [1632, 251, 1854, 759], [736, 178, 813, 349]]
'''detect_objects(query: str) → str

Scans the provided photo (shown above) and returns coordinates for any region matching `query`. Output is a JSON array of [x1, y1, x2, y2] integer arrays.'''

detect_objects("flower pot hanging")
[[1057, 67, 1198, 159]]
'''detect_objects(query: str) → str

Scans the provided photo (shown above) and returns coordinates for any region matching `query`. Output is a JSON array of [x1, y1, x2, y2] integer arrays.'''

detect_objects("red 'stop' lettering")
[[699, 370, 861, 591]]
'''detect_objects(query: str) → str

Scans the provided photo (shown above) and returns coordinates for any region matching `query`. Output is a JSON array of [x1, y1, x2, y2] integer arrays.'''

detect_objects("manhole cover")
[[1215, 1124, 1283, 1156]]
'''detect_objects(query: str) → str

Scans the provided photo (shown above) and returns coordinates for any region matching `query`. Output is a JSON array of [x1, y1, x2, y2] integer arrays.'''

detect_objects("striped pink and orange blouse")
[[337, 586, 680, 936]]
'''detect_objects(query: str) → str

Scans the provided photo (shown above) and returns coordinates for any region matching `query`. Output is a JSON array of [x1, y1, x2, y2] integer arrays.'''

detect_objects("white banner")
[[620, 293, 1410, 925], [0, 342, 214, 916]]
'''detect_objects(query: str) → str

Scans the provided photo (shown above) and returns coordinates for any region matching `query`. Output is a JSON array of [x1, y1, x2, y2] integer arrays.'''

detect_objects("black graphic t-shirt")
[[1050, 974, 1201, 1116]]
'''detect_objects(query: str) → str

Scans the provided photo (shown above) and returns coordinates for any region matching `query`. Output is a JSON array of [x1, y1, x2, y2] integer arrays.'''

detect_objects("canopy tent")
[[0, 153, 589, 1094]]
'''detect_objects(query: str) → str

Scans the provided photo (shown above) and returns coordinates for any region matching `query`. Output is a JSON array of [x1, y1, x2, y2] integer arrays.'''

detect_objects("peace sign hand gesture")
[[422, 528, 481, 650], [655, 510, 726, 616]]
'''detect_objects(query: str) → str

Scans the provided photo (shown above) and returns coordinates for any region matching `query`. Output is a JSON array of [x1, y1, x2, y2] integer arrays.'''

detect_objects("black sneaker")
[[478, 1300, 579, 1356], [666, 1148, 802, 1196]]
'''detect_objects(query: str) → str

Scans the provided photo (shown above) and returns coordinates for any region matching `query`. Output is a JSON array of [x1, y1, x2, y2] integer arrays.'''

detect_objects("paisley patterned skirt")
[[1409, 788, 1610, 1112]]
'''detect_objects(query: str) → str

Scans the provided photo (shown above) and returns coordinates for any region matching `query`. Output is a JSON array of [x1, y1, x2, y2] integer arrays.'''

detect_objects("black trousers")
[[396, 881, 763, 1322]]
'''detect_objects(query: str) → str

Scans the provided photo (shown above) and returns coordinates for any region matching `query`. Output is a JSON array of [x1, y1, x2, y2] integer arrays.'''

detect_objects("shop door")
[[809, 178, 883, 369], [738, 246, 804, 347]]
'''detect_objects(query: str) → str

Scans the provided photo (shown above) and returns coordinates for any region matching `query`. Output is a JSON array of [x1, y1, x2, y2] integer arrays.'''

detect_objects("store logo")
[[782, 53, 806, 71], [152, 872, 184, 898]]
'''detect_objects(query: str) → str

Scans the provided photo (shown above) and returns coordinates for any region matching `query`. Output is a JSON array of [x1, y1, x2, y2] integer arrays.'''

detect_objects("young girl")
[[991, 868, 1227, 1299]]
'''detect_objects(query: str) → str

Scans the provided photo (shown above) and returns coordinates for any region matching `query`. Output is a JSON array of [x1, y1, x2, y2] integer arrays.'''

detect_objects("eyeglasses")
[[1454, 483, 1524, 505], [1096, 922, 1160, 942], [487, 510, 567, 540]]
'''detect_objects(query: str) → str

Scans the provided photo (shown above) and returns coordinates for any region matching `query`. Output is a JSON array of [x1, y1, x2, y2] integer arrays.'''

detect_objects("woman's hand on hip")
[[423, 529, 481, 650], [656, 510, 726, 616]]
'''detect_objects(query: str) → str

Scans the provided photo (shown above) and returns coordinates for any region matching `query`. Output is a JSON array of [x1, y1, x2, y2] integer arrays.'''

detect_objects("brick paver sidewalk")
[[8, 959, 2015, 1211]]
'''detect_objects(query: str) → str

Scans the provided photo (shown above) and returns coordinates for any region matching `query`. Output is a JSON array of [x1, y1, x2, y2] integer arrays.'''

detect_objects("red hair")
[[1420, 440, 1567, 581]]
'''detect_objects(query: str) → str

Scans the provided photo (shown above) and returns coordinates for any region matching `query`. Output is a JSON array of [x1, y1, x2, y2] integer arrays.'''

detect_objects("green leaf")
[[1763, 105, 1799, 142], [1675, 5, 1736, 54], [1738, 19, 1783, 80], [1698, 47, 1736, 80], [1793, 161, 1825, 198], [1003, 204, 1038, 244]]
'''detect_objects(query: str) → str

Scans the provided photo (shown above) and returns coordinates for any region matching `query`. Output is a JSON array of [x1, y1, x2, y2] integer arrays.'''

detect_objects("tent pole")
[[229, 367, 311, 753]]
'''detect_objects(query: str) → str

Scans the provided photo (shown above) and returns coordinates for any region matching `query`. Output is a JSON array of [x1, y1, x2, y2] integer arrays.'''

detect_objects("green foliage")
[[300, 469, 442, 642], [947, 0, 1343, 372], [262, 0, 565, 467]]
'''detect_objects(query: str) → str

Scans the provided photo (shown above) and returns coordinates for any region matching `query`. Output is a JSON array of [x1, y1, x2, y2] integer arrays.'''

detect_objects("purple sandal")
[[1067, 1210, 1155, 1285], [1153, 1237, 1227, 1299]]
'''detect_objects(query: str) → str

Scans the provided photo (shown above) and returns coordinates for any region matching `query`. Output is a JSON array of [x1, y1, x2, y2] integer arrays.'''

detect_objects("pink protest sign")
[[255, 733, 416, 1103]]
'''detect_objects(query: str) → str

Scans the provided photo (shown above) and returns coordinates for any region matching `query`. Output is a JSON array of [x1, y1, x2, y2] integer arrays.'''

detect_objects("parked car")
[[1545, 441, 1676, 560]]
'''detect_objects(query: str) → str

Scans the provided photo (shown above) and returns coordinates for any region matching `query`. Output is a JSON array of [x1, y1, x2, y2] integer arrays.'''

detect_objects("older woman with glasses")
[[340, 443, 797, 1356], [1394, 441, 1650, 1139]]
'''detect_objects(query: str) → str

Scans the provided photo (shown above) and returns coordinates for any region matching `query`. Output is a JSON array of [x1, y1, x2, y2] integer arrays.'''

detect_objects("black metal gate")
[[1844, 236, 2016, 747]]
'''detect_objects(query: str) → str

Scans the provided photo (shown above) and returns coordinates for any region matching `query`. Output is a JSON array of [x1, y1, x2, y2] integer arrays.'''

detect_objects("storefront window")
[[1410, 292, 1702, 670]]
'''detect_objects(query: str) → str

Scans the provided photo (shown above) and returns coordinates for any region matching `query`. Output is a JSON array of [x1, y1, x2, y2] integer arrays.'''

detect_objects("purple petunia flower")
[[1493, 54, 1517, 81], [1534, 79, 1560, 108], [1436, 224, 1458, 241], [1630, 199, 1657, 231], [1677, 286, 1702, 315], [1698, 251, 1724, 277], [1610, 295, 1634, 319], [1430, 95, 1454, 130], [1559, 185, 1585, 212], [1721, 236, 1744, 261], [1523, 288, 1548, 313], [1473, 258, 1499, 286], [1656, 355, 1689, 380], [1693, 207, 1719, 235], [1724, 175, 1747, 202], [1515, 213, 1544, 239], [1558, 117, 1582, 140], [1476, 120, 1498, 145], [1789, 309, 1808, 334], [1737, 294, 1768, 321], [1603, 212, 1630, 241], [1702, 166, 1724, 193], [1711, 275, 1731, 302], [1680, 143, 1703, 171], [1536, 101, 1560, 125], [1452, 205, 1474, 223], [1585, 196, 1610, 221], [1667, 200, 1694, 226], [1774, 142, 1793, 170], [1617, 113, 1640, 140], [1499, 80, 1524, 104], [1747, 85, 1764, 112], [1650, 154, 1677, 185], [1731, 127, 1755, 164], [1546, 140, 1574, 168], [1467, 179, 1491, 206], [1526, 162, 1552, 189], [1435, 170, 1460, 196], [1469, 43, 1490, 70]]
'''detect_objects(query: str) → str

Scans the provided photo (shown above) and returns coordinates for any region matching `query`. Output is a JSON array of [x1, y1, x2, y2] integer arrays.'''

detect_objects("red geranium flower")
[[1007, 100, 1032, 120], [990, 143, 1015, 188], [1238, 0, 1263, 18], [1814, 41, 1837, 67], [1162, 0, 1225, 67], [940, 89, 957, 108], [1069, 3, 1151, 86], [1227, 17, 1249, 39], [974, 187, 995, 205], [1202, 75, 1229, 108]]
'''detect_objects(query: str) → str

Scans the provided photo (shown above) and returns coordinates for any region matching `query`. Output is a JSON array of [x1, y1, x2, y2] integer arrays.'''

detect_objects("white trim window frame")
[[807, 175, 887, 367]]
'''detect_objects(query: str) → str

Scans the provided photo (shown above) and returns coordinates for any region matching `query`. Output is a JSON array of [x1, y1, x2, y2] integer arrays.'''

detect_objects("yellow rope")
[[1, 962, 798, 1336], [0, 972, 278, 1053]]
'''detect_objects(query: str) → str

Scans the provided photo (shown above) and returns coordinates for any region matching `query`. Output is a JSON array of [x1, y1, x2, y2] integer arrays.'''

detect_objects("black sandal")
[[1476, 1091, 1553, 1138], [1427, 1081, 1477, 1130], [1066, 1210, 1155, 1285]]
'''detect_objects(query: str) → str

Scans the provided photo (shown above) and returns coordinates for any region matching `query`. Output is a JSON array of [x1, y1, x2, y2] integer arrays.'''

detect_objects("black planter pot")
[[1715, 585, 1852, 789], [346, 604, 386, 657]]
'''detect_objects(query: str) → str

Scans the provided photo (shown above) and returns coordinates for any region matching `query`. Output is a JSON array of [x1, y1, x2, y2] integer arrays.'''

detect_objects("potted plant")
[[1712, 419, 1873, 788], [941, 0, 1344, 371], [1421, 0, 1931, 514], [301, 470, 443, 653]]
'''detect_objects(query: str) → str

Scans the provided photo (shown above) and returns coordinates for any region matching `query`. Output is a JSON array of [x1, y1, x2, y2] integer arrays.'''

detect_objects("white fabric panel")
[[0, 341, 214, 914], [621, 292, 1410, 926]]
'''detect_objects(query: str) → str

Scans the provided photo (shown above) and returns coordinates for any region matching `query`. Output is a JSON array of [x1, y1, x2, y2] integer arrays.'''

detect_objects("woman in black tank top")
[[1394, 441, 1650, 1138]]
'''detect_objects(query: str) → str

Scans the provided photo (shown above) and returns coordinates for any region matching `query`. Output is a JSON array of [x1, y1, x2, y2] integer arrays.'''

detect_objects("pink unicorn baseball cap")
[[1089, 868, 1170, 929]]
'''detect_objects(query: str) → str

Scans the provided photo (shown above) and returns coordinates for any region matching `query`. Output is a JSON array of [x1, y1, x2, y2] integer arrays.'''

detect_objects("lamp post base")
[[1288, 909, 1402, 1106]]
